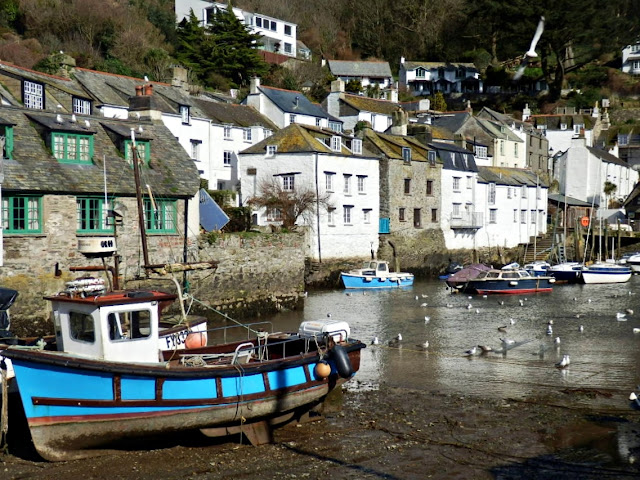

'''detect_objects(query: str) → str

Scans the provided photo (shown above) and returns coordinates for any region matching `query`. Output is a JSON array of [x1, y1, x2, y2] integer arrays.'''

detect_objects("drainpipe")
[[183, 198, 189, 291], [315, 152, 321, 262]]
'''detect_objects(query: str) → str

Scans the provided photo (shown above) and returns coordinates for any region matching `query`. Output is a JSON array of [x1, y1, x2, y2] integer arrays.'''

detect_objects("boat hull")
[[469, 278, 554, 295], [547, 263, 583, 284], [340, 272, 414, 289], [580, 266, 632, 284], [6, 343, 363, 461]]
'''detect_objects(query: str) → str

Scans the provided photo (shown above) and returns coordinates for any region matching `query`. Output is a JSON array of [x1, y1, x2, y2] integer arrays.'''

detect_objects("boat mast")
[[130, 129, 150, 270]]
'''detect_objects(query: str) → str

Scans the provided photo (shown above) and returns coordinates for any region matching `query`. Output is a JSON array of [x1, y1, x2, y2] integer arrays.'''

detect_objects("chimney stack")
[[250, 77, 261, 95], [390, 108, 408, 136]]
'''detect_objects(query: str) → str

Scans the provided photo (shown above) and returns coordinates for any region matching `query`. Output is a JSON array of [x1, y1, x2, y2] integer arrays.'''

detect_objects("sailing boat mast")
[[130, 129, 150, 270]]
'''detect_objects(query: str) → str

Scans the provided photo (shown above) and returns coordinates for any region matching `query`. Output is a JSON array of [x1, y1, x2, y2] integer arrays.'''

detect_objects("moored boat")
[[523, 260, 551, 277], [451, 264, 555, 295], [340, 260, 414, 288], [547, 262, 583, 284], [3, 289, 365, 461], [622, 253, 640, 273], [580, 261, 632, 284], [445, 264, 492, 291]]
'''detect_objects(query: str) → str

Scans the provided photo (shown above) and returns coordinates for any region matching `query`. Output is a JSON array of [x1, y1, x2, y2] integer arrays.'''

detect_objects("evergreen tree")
[[175, 10, 207, 80], [202, 7, 268, 87]]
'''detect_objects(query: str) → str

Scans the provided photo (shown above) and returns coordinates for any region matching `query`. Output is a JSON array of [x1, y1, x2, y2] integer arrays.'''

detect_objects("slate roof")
[[327, 60, 393, 79], [73, 68, 206, 117], [258, 86, 339, 121], [0, 105, 199, 198], [431, 112, 471, 134], [586, 146, 628, 167], [549, 193, 594, 208], [527, 114, 594, 131], [402, 61, 478, 72], [477, 167, 548, 187], [240, 123, 366, 156], [192, 98, 278, 130], [0, 60, 87, 98], [477, 118, 523, 142], [429, 141, 478, 172], [362, 128, 431, 161], [339, 94, 401, 116]]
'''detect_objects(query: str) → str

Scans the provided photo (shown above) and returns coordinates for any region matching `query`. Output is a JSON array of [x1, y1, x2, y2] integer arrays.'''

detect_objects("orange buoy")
[[185, 332, 207, 349], [314, 361, 331, 380], [580, 216, 589, 227]]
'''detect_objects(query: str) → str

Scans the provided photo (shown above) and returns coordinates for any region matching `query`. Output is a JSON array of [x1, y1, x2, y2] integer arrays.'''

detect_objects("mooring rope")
[[183, 294, 262, 336]]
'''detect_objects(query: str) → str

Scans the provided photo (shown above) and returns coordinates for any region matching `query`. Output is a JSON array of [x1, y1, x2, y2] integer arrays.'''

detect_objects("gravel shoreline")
[[1, 386, 639, 479]]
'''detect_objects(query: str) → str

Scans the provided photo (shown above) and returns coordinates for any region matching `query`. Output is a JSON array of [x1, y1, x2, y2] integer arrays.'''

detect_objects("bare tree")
[[248, 177, 333, 230]]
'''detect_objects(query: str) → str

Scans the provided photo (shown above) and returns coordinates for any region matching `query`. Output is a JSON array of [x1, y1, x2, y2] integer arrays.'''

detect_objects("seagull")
[[510, 318, 517, 325], [575, 314, 581, 319], [346, 292, 352, 296], [626, 309, 634, 315], [327, 313, 332, 318], [475, 309, 480, 314], [388, 333, 402, 346], [500, 338, 516, 347], [468, 296, 473, 300], [587, 298, 592, 303], [498, 300, 504, 306], [371, 336, 380, 345], [633, 328, 640, 334], [518, 299, 524, 306], [554, 336, 561, 345], [631, 392, 638, 401], [415, 295, 419, 301], [555, 354, 570, 369], [478, 345, 493, 353], [424, 316, 430, 323], [463, 346, 477, 356], [617, 312, 627, 321], [446, 303, 453, 308], [467, 303, 473, 310], [546, 324, 553, 335], [144, 75, 149, 81], [420, 302, 428, 307], [421, 294, 428, 298], [548, 320, 554, 325], [416, 340, 429, 350], [579, 325, 584, 333], [482, 295, 488, 299], [498, 325, 508, 332]]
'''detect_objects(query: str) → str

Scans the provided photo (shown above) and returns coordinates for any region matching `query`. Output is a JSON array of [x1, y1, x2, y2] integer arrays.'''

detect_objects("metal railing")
[[450, 212, 483, 229]]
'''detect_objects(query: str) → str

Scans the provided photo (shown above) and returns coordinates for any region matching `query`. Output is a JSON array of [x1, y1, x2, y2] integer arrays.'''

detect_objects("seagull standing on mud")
[[514, 16, 545, 81], [463, 346, 477, 357]]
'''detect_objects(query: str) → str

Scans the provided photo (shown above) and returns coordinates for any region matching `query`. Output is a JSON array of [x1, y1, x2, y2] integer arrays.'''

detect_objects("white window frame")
[[489, 209, 497, 224], [243, 128, 252, 142], [352, 138, 362, 155], [343, 174, 352, 195], [531, 209, 536, 224], [23, 80, 43, 109], [223, 150, 232, 166], [428, 150, 436, 165], [574, 124, 584, 134], [331, 136, 342, 152], [402, 147, 412, 163], [488, 183, 496, 205], [180, 105, 190, 124], [466, 176, 473, 189], [357, 175, 366, 194], [72, 97, 90, 115], [513, 209, 518, 223], [283, 175, 294, 191], [507, 187, 512, 199], [325, 173, 334, 192], [327, 207, 336, 226], [284, 42, 292, 54], [190, 140, 200, 161], [289, 114, 296, 124], [520, 210, 527, 224], [284, 24, 292, 36], [453, 177, 461, 191], [363, 209, 371, 224], [474, 145, 487, 158], [521, 185, 527, 198], [224, 125, 232, 139], [343, 206, 352, 225], [266, 145, 277, 157], [452, 203, 461, 218]]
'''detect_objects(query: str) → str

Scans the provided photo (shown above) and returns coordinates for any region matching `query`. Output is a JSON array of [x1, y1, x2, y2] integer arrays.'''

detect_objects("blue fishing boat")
[[523, 260, 550, 277], [547, 262, 583, 283], [3, 289, 364, 461], [340, 260, 414, 288]]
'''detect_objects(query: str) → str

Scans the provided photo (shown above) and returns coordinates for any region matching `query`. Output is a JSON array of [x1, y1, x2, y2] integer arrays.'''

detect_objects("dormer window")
[[428, 150, 436, 166], [415, 67, 426, 78], [560, 123, 567, 130], [0, 124, 14, 160], [331, 136, 342, 152], [23, 80, 44, 109], [243, 128, 252, 142], [124, 139, 150, 166], [224, 125, 232, 139], [352, 138, 362, 155], [474, 145, 487, 158], [402, 146, 412, 163], [264, 128, 273, 138], [180, 105, 190, 124], [72, 97, 91, 115], [266, 145, 277, 157], [573, 124, 584, 134], [53, 132, 93, 164]]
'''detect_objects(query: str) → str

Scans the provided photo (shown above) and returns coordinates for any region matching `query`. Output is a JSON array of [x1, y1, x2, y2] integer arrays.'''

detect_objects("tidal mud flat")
[[1, 385, 639, 480]]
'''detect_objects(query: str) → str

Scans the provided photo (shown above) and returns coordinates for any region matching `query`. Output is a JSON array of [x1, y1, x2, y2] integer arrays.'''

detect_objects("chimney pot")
[[135, 85, 143, 96], [144, 84, 153, 96]]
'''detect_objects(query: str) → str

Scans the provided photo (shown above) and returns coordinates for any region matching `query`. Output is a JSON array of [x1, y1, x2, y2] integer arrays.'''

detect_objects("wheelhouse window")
[[69, 311, 95, 343], [72, 97, 91, 115], [124, 140, 150, 166], [2, 196, 42, 233], [23, 80, 44, 109], [0, 125, 14, 159], [144, 198, 177, 233], [53, 132, 93, 164], [108, 309, 152, 341], [77, 197, 113, 233]]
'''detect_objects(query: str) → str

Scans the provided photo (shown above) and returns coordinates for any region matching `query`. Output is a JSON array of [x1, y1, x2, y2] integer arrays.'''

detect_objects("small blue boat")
[[523, 260, 551, 277], [340, 261, 414, 288], [450, 264, 555, 295], [3, 289, 365, 461], [547, 262, 583, 283]]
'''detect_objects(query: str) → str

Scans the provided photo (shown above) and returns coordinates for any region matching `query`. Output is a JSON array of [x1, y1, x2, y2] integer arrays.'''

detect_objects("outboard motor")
[[0, 287, 18, 343]]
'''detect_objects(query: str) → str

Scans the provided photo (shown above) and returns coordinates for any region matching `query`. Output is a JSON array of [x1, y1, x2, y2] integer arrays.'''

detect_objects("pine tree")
[[203, 7, 268, 87], [175, 10, 207, 80]]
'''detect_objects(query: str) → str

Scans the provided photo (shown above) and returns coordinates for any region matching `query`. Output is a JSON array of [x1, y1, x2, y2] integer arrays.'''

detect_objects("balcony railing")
[[450, 212, 483, 229]]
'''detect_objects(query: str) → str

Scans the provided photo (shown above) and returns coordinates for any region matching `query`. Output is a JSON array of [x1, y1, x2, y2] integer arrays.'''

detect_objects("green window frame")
[[1, 126, 13, 160], [2, 196, 42, 234], [144, 198, 176, 233], [124, 140, 150, 166], [76, 197, 113, 233], [52, 132, 93, 164]]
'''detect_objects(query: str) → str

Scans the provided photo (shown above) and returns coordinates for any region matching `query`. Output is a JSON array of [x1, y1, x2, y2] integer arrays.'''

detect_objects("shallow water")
[[256, 276, 640, 411]]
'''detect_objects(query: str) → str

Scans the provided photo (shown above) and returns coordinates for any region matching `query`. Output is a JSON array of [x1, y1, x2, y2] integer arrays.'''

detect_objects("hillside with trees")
[[1, 0, 640, 107]]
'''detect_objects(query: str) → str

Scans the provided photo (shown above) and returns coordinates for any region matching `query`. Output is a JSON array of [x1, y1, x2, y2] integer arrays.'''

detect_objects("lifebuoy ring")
[[580, 216, 589, 227]]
